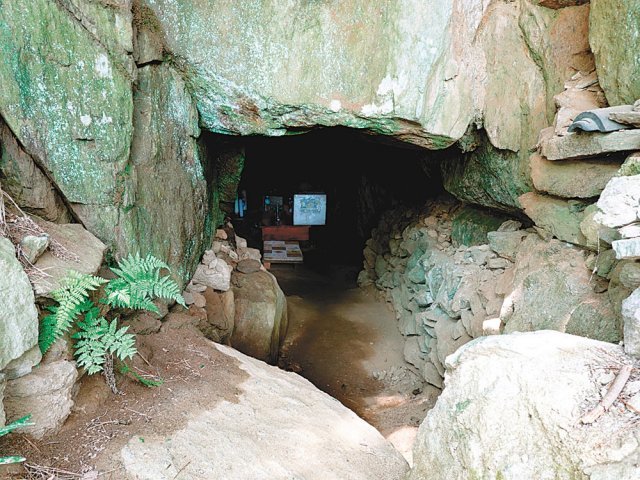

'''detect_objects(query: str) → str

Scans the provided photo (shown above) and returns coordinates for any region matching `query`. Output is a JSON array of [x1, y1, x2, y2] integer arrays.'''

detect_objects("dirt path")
[[273, 265, 439, 463]]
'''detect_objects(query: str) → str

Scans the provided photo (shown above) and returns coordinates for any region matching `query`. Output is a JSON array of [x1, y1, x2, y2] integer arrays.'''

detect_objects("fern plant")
[[0, 415, 33, 465], [39, 253, 185, 387]]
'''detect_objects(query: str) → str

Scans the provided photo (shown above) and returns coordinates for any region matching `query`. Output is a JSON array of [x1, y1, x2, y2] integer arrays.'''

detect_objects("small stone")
[[482, 318, 502, 335], [622, 288, 640, 357], [595, 176, 640, 229], [424, 216, 438, 227], [215, 229, 228, 240], [19, 234, 49, 264], [613, 238, 640, 260], [202, 250, 217, 265], [488, 231, 527, 261], [619, 262, 640, 289], [487, 257, 511, 269], [185, 282, 207, 293], [236, 259, 262, 274], [192, 258, 232, 291], [497, 220, 522, 232], [618, 152, 640, 177], [191, 292, 206, 308], [238, 247, 261, 262], [619, 223, 640, 239], [625, 392, 640, 414], [598, 371, 615, 385], [421, 361, 443, 389], [183, 291, 195, 305], [235, 235, 248, 248]]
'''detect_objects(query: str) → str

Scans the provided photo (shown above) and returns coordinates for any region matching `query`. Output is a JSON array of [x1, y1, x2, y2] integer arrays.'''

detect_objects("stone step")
[[541, 129, 640, 161]]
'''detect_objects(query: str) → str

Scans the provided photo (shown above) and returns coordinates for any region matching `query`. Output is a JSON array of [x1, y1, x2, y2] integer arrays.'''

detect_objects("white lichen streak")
[[361, 74, 406, 116], [80, 114, 92, 127], [94, 54, 112, 79]]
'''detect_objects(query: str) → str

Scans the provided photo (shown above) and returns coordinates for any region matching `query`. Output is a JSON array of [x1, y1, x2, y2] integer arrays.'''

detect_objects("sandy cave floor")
[[0, 265, 438, 478], [273, 264, 439, 463]]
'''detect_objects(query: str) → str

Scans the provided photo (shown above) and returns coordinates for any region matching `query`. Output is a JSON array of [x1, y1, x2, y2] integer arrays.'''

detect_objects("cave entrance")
[[224, 127, 446, 275], [204, 128, 451, 460]]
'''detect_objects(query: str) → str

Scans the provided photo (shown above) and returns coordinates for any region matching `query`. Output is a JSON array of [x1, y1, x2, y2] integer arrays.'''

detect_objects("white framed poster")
[[293, 194, 326, 226]]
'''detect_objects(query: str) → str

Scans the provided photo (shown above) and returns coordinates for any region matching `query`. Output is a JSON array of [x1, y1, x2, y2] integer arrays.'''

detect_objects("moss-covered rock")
[[590, 0, 640, 105], [451, 206, 513, 248], [0, 0, 133, 229], [116, 63, 209, 282], [442, 132, 533, 212]]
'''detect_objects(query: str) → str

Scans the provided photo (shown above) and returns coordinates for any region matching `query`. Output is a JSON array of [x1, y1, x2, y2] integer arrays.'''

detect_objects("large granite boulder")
[[230, 271, 288, 364], [0, 0, 133, 243], [113, 63, 211, 282], [140, 0, 487, 148], [409, 331, 639, 480], [0, 237, 39, 371], [120, 343, 409, 480]]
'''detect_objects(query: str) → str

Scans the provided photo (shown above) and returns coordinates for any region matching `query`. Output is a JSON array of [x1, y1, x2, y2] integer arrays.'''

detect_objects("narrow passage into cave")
[[222, 128, 448, 459]]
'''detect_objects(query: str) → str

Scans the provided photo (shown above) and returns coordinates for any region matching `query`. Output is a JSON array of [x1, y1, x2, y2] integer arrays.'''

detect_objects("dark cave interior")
[[215, 128, 449, 271]]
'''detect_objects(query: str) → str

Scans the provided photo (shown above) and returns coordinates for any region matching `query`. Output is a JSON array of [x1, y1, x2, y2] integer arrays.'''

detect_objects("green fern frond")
[[119, 363, 164, 387], [105, 253, 185, 311], [39, 272, 106, 354], [73, 314, 136, 374], [0, 414, 33, 465]]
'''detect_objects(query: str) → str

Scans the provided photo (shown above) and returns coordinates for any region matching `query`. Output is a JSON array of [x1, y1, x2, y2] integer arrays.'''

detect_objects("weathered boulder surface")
[[230, 271, 288, 364], [503, 234, 620, 343], [142, 0, 486, 148], [0, 0, 133, 240], [518, 192, 588, 246], [0, 237, 39, 371], [541, 130, 640, 161], [3, 360, 79, 439], [121, 343, 409, 480], [32, 219, 107, 297], [0, 122, 71, 223], [114, 63, 210, 281], [199, 288, 235, 344], [590, 0, 640, 106], [409, 331, 639, 480], [530, 153, 621, 199], [594, 175, 640, 229]]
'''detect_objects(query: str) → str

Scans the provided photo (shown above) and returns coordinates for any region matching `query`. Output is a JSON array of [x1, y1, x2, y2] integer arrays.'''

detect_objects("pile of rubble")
[[178, 226, 288, 364]]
